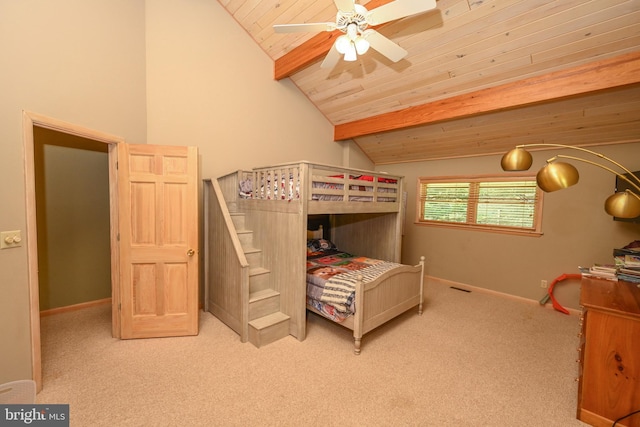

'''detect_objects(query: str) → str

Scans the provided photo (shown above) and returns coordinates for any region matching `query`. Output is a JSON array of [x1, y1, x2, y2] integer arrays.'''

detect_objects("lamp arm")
[[518, 143, 640, 186], [553, 154, 640, 195], [628, 188, 640, 202]]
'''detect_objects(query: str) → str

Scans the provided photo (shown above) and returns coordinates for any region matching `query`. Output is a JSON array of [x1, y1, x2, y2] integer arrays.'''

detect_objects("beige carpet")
[[37, 280, 588, 426]]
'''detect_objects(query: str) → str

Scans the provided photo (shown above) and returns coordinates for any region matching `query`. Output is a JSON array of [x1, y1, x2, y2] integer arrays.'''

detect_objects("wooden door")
[[117, 143, 199, 339]]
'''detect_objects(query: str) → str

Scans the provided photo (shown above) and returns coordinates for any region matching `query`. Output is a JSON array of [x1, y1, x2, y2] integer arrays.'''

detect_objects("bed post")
[[418, 256, 425, 315], [353, 274, 364, 355]]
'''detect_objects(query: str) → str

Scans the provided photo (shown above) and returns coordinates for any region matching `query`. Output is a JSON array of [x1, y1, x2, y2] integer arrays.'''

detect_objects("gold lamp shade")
[[604, 190, 640, 218], [500, 147, 533, 171], [536, 162, 580, 192], [501, 144, 640, 219]]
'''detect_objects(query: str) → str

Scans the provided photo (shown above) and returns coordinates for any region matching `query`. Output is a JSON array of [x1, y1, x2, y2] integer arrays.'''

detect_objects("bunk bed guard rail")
[[238, 161, 403, 204]]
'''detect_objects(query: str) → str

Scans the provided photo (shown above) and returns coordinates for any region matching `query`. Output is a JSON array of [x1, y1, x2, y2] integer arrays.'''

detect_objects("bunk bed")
[[204, 161, 425, 354]]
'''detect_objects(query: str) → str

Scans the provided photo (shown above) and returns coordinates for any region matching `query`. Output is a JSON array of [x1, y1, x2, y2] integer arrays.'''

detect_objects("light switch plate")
[[1, 230, 22, 249]]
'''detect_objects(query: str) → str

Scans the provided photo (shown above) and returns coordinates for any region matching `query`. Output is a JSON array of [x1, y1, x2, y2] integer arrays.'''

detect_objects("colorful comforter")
[[306, 247, 401, 321]]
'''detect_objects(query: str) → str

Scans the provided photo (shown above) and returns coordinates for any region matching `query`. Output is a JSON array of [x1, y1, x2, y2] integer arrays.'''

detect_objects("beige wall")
[[343, 142, 375, 171], [0, 0, 147, 384], [379, 142, 640, 310], [144, 0, 342, 180]]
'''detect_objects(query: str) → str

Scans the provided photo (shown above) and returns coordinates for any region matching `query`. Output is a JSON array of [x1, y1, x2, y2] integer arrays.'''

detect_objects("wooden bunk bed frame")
[[204, 161, 425, 353]]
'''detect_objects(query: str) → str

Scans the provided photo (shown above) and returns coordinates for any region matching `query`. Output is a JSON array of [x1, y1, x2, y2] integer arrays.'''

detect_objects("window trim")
[[415, 173, 544, 236]]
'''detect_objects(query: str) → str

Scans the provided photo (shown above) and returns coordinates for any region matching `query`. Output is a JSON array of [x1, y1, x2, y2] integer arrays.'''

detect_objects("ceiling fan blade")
[[363, 29, 408, 62], [273, 22, 336, 33], [367, 0, 437, 26], [333, 0, 356, 13], [320, 43, 342, 69]]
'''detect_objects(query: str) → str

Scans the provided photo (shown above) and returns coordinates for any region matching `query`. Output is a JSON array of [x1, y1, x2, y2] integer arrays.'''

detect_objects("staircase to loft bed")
[[203, 176, 292, 348]]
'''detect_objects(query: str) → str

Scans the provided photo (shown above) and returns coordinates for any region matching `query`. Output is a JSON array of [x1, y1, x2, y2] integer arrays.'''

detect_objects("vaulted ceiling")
[[221, 0, 640, 164]]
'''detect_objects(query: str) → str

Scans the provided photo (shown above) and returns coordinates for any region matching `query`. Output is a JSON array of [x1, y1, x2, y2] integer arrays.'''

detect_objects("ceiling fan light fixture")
[[345, 22, 358, 40], [344, 43, 357, 61], [274, 0, 438, 68], [335, 35, 351, 54], [354, 37, 370, 55]]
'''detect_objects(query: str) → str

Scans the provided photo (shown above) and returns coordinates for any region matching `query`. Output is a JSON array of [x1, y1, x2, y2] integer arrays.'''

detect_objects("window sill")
[[414, 221, 543, 237]]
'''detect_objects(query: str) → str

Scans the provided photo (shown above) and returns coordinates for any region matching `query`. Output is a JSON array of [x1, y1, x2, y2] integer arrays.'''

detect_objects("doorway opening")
[[23, 111, 122, 392], [34, 127, 111, 313]]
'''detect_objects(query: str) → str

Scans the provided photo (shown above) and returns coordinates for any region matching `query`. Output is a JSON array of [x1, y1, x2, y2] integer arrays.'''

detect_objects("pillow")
[[307, 238, 337, 253]]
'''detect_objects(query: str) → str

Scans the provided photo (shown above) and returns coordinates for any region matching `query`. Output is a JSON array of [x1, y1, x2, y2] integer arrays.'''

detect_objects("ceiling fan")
[[273, 0, 437, 68]]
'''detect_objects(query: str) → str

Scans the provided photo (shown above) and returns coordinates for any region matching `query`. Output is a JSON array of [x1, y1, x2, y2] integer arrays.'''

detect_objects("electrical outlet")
[[1, 230, 22, 249], [540, 279, 548, 289]]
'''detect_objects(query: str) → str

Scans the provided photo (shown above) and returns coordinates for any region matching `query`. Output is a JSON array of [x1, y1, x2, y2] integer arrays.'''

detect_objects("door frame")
[[23, 111, 123, 392]]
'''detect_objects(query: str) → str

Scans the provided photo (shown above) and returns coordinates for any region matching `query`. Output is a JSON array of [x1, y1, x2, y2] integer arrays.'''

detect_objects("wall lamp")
[[500, 143, 640, 219]]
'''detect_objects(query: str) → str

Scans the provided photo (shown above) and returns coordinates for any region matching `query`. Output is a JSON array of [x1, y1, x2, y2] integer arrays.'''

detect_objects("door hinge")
[[118, 303, 121, 311], [117, 233, 120, 241]]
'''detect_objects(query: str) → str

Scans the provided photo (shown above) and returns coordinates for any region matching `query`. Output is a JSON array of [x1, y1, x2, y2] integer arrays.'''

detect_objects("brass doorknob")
[[187, 249, 195, 257]]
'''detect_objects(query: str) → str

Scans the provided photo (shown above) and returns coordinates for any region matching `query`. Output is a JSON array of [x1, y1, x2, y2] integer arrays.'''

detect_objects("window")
[[417, 175, 543, 235]]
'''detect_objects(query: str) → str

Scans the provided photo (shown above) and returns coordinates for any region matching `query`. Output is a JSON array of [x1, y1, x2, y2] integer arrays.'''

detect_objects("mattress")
[[306, 241, 401, 321]]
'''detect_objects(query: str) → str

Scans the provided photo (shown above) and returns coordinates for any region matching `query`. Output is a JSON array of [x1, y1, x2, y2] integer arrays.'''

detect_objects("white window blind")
[[418, 176, 542, 235]]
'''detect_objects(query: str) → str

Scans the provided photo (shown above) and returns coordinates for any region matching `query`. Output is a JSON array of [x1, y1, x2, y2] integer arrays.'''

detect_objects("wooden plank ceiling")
[[221, 0, 640, 164]]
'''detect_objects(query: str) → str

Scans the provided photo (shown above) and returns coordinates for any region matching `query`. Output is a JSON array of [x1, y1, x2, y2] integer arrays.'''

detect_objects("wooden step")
[[237, 229, 254, 248], [249, 267, 270, 293], [226, 201, 238, 212], [230, 213, 245, 229], [248, 312, 290, 348], [249, 289, 280, 321], [243, 247, 262, 268]]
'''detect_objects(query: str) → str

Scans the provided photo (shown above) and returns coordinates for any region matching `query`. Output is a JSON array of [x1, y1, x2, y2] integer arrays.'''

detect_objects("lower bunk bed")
[[305, 230, 425, 354]]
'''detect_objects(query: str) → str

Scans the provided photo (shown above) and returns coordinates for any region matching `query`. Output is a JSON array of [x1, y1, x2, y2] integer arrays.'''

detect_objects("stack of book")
[[618, 267, 640, 284], [614, 246, 640, 284], [579, 264, 618, 281]]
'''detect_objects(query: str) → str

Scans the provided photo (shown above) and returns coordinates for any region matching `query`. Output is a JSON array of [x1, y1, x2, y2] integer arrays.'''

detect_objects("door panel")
[[118, 143, 198, 339]]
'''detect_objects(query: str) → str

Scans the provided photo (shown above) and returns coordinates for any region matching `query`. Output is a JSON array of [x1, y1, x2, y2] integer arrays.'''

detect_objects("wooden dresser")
[[577, 277, 640, 427]]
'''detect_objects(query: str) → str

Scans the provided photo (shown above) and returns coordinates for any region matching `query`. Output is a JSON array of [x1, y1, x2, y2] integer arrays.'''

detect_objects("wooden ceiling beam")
[[274, 0, 395, 80], [334, 51, 640, 141], [274, 32, 339, 80]]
